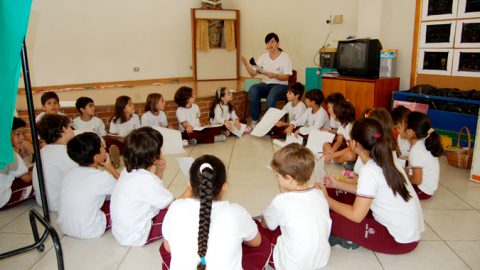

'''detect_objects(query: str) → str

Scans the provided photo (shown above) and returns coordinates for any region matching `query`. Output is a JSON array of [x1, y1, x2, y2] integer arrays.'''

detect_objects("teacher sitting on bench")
[[241, 32, 293, 127]]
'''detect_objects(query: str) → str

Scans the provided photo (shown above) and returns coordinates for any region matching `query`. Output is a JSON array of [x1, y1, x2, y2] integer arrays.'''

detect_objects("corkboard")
[[411, 0, 480, 90]]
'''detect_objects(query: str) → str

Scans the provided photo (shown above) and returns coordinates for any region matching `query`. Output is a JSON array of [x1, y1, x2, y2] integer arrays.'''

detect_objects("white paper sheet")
[[272, 134, 303, 148], [251, 108, 287, 137], [231, 123, 247, 138], [305, 129, 335, 154], [193, 124, 223, 131], [152, 126, 185, 155], [176, 157, 195, 181]]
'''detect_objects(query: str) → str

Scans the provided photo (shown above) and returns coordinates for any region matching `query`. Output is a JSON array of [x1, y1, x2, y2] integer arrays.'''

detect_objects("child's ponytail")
[[209, 87, 235, 120], [407, 112, 443, 157]]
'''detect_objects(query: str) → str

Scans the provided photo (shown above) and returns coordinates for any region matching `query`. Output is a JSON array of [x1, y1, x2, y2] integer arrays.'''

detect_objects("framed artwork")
[[452, 49, 480, 76], [420, 21, 456, 47], [417, 49, 454, 75], [454, 19, 480, 47], [458, 0, 480, 18], [422, 0, 459, 21]]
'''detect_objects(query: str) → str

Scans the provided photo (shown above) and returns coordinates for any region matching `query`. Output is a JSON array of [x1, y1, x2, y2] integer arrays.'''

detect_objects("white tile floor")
[[1, 135, 479, 269]]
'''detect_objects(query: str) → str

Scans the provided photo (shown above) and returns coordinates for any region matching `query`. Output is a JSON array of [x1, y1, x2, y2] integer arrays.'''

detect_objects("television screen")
[[338, 42, 367, 69]]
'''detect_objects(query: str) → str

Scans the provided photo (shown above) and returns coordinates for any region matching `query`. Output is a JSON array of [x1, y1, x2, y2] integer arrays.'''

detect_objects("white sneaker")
[[182, 139, 189, 147], [214, 134, 227, 142], [250, 120, 258, 129]]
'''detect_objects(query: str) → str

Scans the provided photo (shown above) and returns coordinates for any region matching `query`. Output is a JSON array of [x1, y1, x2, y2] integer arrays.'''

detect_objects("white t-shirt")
[[72, 116, 107, 137], [109, 114, 140, 137], [263, 189, 331, 270], [35, 111, 66, 123], [57, 166, 116, 239], [141, 111, 168, 128], [337, 122, 353, 142], [210, 103, 238, 125], [162, 199, 258, 270], [329, 117, 341, 129], [176, 104, 201, 132], [409, 139, 440, 195], [356, 160, 424, 243], [0, 153, 28, 207], [111, 169, 174, 246], [398, 137, 411, 158], [257, 52, 293, 85], [282, 101, 306, 124], [293, 107, 330, 134], [32, 144, 78, 212]]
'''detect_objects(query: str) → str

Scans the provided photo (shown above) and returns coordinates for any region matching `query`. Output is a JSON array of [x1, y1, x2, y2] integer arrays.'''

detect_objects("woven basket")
[[445, 127, 473, 169]]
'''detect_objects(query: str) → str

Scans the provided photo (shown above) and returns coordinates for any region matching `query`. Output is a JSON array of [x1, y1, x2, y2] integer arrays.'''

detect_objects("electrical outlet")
[[133, 67, 140, 72], [333, 15, 343, 24]]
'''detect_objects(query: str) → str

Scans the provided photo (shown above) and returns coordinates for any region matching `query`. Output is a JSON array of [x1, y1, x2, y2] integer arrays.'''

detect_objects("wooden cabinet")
[[322, 76, 400, 119]]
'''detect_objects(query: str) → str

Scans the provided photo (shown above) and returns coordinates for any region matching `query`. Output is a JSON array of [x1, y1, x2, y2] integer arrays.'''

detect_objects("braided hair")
[[189, 155, 227, 269]]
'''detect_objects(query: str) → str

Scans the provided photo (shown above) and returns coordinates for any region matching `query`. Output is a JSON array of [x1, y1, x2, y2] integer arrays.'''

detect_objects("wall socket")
[[327, 15, 343, 25], [133, 67, 140, 72]]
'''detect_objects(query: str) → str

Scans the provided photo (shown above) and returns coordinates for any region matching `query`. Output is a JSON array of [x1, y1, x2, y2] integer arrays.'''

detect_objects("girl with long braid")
[[160, 155, 270, 270]]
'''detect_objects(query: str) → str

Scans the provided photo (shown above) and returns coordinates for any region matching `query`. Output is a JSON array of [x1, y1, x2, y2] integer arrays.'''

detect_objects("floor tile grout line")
[[0, 203, 35, 231], [28, 233, 65, 270], [443, 240, 474, 270], [115, 246, 133, 270], [372, 251, 386, 270], [441, 184, 478, 210]]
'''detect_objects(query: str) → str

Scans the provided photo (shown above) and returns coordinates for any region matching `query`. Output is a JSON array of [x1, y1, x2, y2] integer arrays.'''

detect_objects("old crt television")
[[336, 39, 383, 77]]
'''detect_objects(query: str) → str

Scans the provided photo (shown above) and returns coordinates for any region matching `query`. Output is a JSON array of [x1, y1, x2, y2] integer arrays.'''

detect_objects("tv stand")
[[322, 76, 400, 119]]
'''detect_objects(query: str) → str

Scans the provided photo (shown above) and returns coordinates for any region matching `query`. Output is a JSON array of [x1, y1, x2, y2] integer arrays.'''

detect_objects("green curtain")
[[0, 0, 32, 169]]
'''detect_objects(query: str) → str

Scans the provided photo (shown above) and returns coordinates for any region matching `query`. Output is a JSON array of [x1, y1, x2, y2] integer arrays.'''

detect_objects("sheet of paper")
[[251, 108, 287, 137], [193, 124, 223, 131], [231, 123, 247, 138], [305, 129, 335, 154], [152, 126, 185, 155], [273, 134, 304, 148], [176, 157, 195, 181]]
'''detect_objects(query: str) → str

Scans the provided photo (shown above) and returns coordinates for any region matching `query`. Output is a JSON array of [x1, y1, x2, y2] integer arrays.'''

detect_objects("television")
[[336, 39, 383, 77]]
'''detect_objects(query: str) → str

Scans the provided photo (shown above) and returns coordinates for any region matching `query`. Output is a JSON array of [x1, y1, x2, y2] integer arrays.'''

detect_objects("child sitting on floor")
[[110, 126, 174, 246], [175, 86, 226, 145], [270, 82, 306, 139], [0, 117, 35, 210], [391, 105, 412, 158], [209, 87, 251, 136], [161, 155, 270, 270], [72, 96, 107, 137], [324, 92, 346, 134], [286, 89, 329, 138], [33, 114, 77, 212], [35, 91, 65, 123], [141, 93, 168, 128], [259, 143, 331, 270], [57, 132, 118, 239]]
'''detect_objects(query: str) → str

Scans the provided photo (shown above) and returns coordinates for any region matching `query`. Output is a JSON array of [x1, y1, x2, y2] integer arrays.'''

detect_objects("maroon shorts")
[[181, 126, 223, 144], [413, 184, 432, 200], [0, 178, 34, 210]]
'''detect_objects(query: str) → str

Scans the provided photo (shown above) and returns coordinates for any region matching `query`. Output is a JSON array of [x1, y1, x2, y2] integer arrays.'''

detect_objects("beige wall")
[[23, 0, 415, 90]]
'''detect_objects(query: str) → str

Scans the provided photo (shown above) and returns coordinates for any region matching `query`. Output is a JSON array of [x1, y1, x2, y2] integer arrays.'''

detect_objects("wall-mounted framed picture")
[[417, 48, 454, 75], [454, 19, 480, 47], [458, 0, 480, 18], [420, 21, 456, 47], [452, 49, 480, 76], [422, 0, 459, 21]]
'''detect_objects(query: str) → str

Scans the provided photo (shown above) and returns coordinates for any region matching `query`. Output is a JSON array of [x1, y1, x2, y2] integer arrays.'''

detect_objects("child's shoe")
[[250, 120, 258, 129], [342, 161, 355, 171], [329, 235, 360, 250], [182, 139, 189, 147], [188, 139, 198, 146], [214, 134, 227, 142], [244, 126, 252, 134]]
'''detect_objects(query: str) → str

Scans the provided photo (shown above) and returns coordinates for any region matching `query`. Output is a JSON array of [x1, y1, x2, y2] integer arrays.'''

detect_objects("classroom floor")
[[1, 135, 479, 270]]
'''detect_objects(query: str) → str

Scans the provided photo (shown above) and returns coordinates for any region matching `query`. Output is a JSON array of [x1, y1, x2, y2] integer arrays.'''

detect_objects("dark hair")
[[40, 91, 59, 105], [407, 111, 443, 157], [325, 92, 346, 105], [209, 87, 235, 119], [305, 89, 324, 106], [37, 114, 71, 144], [351, 118, 412, 202], [75, 97, 94, 113], [271, 143, 315, 183], [67, 132, 101, 166], [189, 155, 226, 270], [391, 105, 411, 125], [368, 108, 398, 152], [144, 93, 163, 114], [264, 32, 283, 51], [287, 82, 305, 98], [123, 126, 163, 172], [174, 86, 193, 108], [334, 100, 356, 125], [12, 117, 26, 130], [110, 96, 131, 124]]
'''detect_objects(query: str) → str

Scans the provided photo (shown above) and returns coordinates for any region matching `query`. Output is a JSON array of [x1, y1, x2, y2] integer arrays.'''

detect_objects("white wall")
[[358, 0, 417, 90]]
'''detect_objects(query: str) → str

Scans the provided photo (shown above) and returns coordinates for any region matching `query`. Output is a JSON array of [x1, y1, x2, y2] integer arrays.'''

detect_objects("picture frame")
[[454, 19, 480, 47], [452, 49, 480, 77], [458, 0, 480, 18], [420, 21, 456, 48], [422, 0, 459, 21], [417, 48, 454, 75]]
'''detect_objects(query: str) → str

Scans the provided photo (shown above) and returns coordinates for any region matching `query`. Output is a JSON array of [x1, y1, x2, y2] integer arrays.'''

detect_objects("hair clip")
[[200, 163, 213, 173], [216, 88, 222, 99], [427, 128, 434, 135], [374, 133, 382, 139], [200, 257, 206, 265]]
